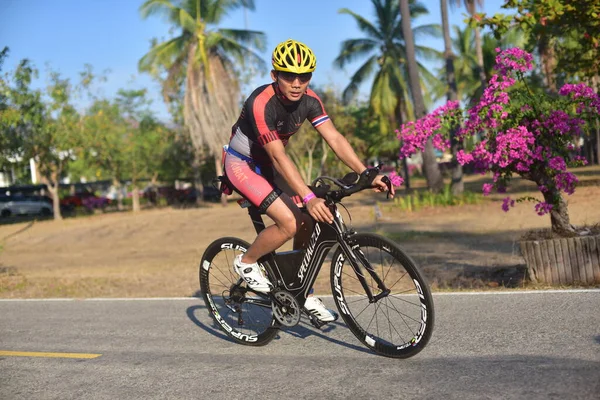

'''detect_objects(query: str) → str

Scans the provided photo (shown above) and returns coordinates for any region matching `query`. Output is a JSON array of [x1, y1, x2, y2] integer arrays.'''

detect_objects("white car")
[[0, 195, 53, 217]]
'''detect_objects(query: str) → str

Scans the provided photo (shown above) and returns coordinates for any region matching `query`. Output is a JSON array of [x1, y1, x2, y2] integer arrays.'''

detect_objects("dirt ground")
[[1, 167, 599, 298]]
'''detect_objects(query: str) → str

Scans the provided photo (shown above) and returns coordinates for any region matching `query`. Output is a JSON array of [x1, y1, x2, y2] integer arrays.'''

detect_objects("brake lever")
[[381, 176, 392, 199]]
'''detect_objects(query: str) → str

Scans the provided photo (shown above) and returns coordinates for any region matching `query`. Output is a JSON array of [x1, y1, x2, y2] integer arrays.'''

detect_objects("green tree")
[[0, 47, 19, 169], [335, 0, 440, 132], [476, 0, 600, 88], [452, 0, 487, 91], [440, 0, 463, 195], [434, 26, 526, 104], [335, 0, 441, 189], [1, 60, 83, 219], [83, 99, 128, 209], [138, 0, 267, 203], [400, 0, 444, 192], [115, 89, 173, 212]]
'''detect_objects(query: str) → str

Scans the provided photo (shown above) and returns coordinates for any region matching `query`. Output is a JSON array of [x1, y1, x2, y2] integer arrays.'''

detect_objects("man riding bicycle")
[[223, 39, 394, 324]]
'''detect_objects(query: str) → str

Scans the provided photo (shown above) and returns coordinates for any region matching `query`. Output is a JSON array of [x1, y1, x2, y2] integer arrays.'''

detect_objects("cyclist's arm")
[[264, 140, 333, 222], [317, 120, 395, 197], [263, 140, 313, 201], [316, 120, 366, 174]]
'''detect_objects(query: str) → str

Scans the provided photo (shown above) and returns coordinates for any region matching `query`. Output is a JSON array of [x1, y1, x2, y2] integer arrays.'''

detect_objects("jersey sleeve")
[[251, 86, 281, 146], [306, 89, 330, 128]]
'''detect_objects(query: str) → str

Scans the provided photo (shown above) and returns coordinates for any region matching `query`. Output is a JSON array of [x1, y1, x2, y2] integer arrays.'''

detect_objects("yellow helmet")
[[271, 39, 316, 74]]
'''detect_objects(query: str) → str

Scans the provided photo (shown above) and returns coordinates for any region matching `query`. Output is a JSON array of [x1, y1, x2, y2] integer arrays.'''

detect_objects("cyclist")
[[223, 39, 394, 323]]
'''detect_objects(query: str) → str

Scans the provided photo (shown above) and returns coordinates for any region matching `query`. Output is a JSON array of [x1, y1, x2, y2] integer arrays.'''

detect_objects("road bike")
[[199, 167, 434, 358]]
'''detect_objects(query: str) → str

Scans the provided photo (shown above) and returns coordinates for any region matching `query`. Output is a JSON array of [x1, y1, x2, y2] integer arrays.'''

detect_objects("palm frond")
[[216, 28, 267, 52], [197, 0, 256, 24], [138, 35, 187, 73], [140, 0, 178, 20], [409, 1, 430, 18], [339, 8, 383, 41], [179, 8, 198, 34], [334, 39, 378, 69], [342, 55, 378, 104], [372, 0, 399, 40], [413, 23, 442, 39], [208, 32, 267, 70], [414, 45, 443, 62]]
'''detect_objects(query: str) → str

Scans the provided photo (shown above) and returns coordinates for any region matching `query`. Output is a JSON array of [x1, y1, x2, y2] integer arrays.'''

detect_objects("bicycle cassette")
[[271, 290, 301, 327]]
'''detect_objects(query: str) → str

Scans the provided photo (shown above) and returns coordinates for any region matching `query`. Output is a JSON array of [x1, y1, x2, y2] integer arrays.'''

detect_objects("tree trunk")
[[441, 0, 464, 195], [400, 0, 444, 192], [593, 75, 600, 165], [214, 155, 227, 207], [543, 188, 574, 236], [318, 139, 328, 177], [47, 183, 62, 221], [132, 179, 140, 213], [41, 171, 62, 221], [539, 40, 557, 93], [395, 98, 411, 190], [465, 0, 487, 92], [184, 48, 239, 199], [113, 178, 124, 211], [473, 26, 487, 92]]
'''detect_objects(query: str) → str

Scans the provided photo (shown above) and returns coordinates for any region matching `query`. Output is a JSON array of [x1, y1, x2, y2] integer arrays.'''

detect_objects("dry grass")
[[1, 166, 599, 298]]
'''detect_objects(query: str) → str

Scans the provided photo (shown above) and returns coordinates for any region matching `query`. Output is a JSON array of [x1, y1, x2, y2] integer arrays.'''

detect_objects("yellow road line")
[[0, 351, 101, 359]]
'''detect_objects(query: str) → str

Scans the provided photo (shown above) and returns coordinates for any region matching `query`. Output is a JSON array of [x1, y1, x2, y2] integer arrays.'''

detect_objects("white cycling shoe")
[[304, 296, 337, 322], [233, 254, 273, 293]]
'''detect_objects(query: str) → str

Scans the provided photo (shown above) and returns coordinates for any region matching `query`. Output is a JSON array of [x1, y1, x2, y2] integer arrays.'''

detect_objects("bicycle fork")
[[338, 234, 390, 303]]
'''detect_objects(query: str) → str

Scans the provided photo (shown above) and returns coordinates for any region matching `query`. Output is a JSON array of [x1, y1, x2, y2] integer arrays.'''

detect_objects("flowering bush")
[[397, 48, 600, 235]]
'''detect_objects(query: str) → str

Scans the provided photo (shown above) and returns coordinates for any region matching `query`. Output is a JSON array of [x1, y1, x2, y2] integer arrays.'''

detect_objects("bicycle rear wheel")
[[199, 237, 279, 346], [330, 233, 434, 358]]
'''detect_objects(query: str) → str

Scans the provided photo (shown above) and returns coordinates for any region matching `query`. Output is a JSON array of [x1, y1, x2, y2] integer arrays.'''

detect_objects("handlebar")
[[310, 166, 393, 203]]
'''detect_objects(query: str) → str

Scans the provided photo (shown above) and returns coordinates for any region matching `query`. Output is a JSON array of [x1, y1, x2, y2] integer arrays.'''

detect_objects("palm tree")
[[444, 25, 526, 104], [399, 0, 444, 192], [334, 0, 441, 188], [440, 0, 462, 195], [138, 0, 266, 194], [452, 0, 486, 92]]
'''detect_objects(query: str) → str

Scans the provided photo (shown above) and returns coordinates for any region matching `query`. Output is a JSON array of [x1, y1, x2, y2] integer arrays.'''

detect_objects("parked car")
[[202, 185, 222, 202], [61, 190, 111, 211], [0, 195, 53, 217]]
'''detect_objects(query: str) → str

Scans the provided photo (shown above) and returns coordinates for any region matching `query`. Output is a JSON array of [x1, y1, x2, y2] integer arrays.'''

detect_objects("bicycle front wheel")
[[330, 233, 434, 358], [199, 237, 279, 346]]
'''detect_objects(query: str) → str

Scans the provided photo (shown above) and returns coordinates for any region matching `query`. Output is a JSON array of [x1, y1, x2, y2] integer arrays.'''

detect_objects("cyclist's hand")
[[372, 174, 395, 198], [307, 197, 334, 224]]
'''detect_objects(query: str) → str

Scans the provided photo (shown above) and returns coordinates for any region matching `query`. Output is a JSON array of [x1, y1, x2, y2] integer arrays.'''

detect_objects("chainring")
[[271, 290, 301, 327]]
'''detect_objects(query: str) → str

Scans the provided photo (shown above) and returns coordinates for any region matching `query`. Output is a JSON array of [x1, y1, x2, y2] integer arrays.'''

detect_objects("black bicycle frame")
[[245, 202, 389, 308]]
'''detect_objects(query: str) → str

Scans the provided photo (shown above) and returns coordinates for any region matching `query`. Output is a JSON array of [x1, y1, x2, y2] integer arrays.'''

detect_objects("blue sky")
[[1, 0, 506, 121]]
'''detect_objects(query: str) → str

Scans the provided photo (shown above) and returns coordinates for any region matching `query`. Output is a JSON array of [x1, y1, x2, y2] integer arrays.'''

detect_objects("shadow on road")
[[185, 304, 372, 355]]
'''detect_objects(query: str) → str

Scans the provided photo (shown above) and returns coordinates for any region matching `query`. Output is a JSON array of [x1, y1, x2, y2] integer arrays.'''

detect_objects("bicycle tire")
[[330, 233, 434, 358], [199, 237, 279, 346]]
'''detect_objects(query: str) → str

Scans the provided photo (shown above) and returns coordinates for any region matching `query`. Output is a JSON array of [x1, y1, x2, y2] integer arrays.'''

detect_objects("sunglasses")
[[278, 71, 312, 84]]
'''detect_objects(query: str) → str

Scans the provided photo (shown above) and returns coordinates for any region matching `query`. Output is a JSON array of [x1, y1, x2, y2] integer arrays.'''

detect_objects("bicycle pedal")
[[307, 310, 339, 330]]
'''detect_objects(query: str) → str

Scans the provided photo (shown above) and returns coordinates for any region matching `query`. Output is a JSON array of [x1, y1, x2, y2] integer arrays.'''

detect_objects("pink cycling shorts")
[[224, 152, 282, 212]]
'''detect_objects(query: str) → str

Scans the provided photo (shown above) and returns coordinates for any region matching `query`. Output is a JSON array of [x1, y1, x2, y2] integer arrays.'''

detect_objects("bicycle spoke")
[[386, 298, 422, 329], [385, 271, 410, 292], [352, 301, 373, 320], [345, 296, 369, 305], [386, 295, 422, 309], [341, 286, 371, 297], [212, 260, 235, 287], [209, 272, 230, 292], [384, 297, 408, 343], [364, 301, 381, 333]]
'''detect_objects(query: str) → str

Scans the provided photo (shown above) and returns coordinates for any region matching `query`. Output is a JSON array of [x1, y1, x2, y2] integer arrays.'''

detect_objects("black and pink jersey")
[[229, 83, 329, 166]]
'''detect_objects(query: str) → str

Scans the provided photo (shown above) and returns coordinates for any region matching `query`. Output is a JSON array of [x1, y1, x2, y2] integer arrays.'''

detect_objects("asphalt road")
[[1, 290, 599, 400]]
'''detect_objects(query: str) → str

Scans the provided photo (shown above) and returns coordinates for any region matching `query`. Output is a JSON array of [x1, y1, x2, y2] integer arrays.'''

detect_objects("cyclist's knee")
[[278, 213, 298, 240]]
